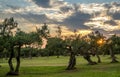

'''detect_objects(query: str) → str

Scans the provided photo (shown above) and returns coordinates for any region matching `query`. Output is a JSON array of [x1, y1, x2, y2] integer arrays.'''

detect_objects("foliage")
[[45, 37, 65, 56], [36, 23, 50, 39]]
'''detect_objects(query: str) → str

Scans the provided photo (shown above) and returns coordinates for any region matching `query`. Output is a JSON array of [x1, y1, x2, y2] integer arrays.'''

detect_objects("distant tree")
[[36, 23, 50, 39], [65, 31, 81, 70], [106, 34, 119, 63], [0, 17, 17, 68], [0, 17, 42, 75], [78, 38, 97, 65], [0, 37, 4, 56], [0, 17, 17, 37], [6, 29, 41, 75], [46, 37, 65, 57], [54, 26, 63, 58], [0, 17, 17, 75], [35, 23, 50, 57], [88, 31, 105, 63], [0, 17, 17, 55], [56, 26, 62, 38]]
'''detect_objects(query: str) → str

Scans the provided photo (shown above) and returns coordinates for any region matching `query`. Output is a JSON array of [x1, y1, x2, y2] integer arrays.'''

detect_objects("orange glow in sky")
[[62, 29, 92, 36], [97, 39, 104, 45]]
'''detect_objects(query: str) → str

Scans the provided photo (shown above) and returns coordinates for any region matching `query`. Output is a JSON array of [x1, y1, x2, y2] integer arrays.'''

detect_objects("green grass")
[[0, 55, 120, 77]]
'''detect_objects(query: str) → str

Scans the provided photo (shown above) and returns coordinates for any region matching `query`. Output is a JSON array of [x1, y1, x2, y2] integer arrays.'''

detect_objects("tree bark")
[[96, 54, 101, 63], [83, 53, 97, 65], [96, 47, 101, 63], [66, 52, 76, 70], [109, 48, 119, 63], [7, 45, 21, 76], [8, 46, 14, 72], [29, 50, 32, 59], [7, 46, 15, 75], [15, 45, 21, 74]]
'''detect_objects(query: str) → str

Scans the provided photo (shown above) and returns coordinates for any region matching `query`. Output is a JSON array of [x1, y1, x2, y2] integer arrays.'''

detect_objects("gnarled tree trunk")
[[96, 54, 101, 63], [15, 45, 21, 74], [29, 50, 32, 59], [66, 51, 76, 70], [7, 45, 21, 76], [83, 53, 97, 65], [7, 46, 15, 75], [109, 48, 118, 63], [96, 52, 101, 63], [96, 47, 101, 63]]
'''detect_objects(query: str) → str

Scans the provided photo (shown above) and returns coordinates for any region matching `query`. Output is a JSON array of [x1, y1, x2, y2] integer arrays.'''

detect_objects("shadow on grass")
[[20, 66, 67, 76]]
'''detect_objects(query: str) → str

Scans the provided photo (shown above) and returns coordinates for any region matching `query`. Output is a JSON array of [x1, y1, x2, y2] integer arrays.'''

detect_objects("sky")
[[65, 0, 120, 3], [0, 0, 120, 37]]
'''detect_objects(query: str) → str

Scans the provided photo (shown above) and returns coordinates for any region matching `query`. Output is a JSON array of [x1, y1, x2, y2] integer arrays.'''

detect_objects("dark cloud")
[[89, 28, 116, 37], [112, 12, 120, 20], [111, 30, 120, 34], [60, 6, 73, 13], [31, 0, 65, 8], [52, 0, 64, 6], [0, 13, 17, 19], [1, 0, 120, 35], [0, 12, 54, 25], [61, 11, 91, 30], [104, 20, 117, 26], [20, 13, 51, 24], [91, 28, 107, 34], [31, 0, 51, 8], [6, 4, 20, 9], [102, 3, 112, 9], [111, 2, 120, 7], [73, 3, 80, 12], [103, 2, 120, 20]]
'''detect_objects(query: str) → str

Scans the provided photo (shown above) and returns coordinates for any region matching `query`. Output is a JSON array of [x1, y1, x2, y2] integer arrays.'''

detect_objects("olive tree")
[[88, 31, 105, 63], [106, 34, 119, 63]]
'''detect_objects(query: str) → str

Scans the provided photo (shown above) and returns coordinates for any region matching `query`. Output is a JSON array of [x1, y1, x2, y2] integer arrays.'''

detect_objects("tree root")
[[88, 62, 97, 65], [66, 67, 76, 70], [111, 60, 119, 63], [6, 71, 19, 76]]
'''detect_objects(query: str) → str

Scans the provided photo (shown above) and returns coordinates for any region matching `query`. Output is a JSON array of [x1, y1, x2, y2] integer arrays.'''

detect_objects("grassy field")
[[0, 55, 120, 77]]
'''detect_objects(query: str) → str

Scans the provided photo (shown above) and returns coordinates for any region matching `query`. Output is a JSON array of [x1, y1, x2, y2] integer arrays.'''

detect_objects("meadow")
[[0, 55, 120, 77]]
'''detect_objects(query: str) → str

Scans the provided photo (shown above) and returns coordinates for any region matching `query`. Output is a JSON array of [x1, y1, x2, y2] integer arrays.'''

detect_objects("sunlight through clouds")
[[0, 0, 120, 36]]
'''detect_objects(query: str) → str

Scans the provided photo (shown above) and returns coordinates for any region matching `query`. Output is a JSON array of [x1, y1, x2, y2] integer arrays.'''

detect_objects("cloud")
[[82, 2, 120, 32], [29, 0, 68, 9], [112, 12, 120, 20], [30, 0, 65, 8], [60, 5, 73, 13], [104, 20, 118, 26], [6, 4, 20, 9], [1, 0, 120, 36], [111, 2, 120, 7], [31, 0, 51, 8], [19, 13, 51, 24], [61, 11, 91, 30]]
